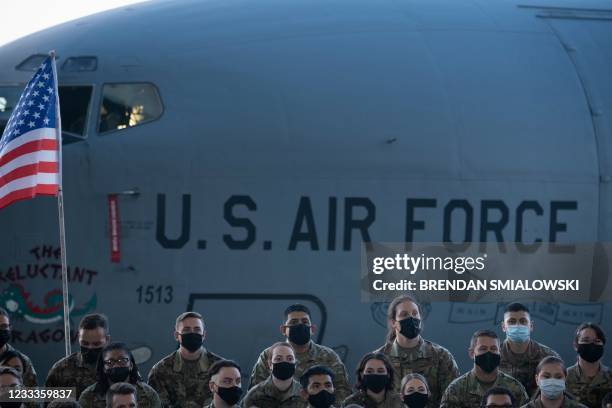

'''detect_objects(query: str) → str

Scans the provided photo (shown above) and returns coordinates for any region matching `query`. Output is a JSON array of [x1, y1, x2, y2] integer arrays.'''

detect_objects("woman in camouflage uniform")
[[341, 353, 403, 408]]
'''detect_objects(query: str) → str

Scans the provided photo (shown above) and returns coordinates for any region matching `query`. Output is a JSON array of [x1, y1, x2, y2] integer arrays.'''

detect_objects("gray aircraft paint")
[[0, 0, 610, 382]]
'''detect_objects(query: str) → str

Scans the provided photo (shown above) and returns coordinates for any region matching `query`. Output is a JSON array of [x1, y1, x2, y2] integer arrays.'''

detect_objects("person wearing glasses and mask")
[[342, 353, 403, 408], [46, 313, 111, 398], [373, 295, 459, 407], [440, 330, 528, 408], [0, 366, 24, 408], [249, 304, 350, 401], [78, 342, 160, 408], [147, 311, 223, 407], [566, 323, 612, 408], [243, 342, 305, 407], [480, 387, 516, 408], [400, 373, 430, 408], [520, 356, 586, 408]]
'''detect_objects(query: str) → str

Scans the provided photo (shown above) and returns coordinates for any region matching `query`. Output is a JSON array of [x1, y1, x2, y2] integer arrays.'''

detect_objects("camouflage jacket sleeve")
[[77, 386, 96, 408], [436, 348, 460, 401], [248, 350, 270, 390], [140, 382, 163, 408], [439, 380, 461, 408], [326, 353, 351, 401], [147, 365, 171, 407], [21, 354, 38, 387], [44, 363, 60, 387], [513, 382, 529, 406]]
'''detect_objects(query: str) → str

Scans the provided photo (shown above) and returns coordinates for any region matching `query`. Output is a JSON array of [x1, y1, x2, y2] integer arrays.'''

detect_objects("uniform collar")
[[263, 376, 301, 401], [391, 337, 430, 358], [501, 339, 540, 358], [466, 369, 504, 395], [574, 361, 610, 384], [172, 347, 209, 372]]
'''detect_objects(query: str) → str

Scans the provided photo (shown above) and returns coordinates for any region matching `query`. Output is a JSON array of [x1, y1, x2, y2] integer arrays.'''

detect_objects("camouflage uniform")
[[373, 338, 460, 408], [1, 343, 37, 386], [341, 390, 403, 408], [45, 352, 97, 398], [566, 363, 612, 408], [249, 341, 351, 401], [499, 339, 560, 396], [519, 391, 588, 408], [78, 381, 162, 408], [440, 370, 529, 408], [147, 347, 222, 407], [241, 376, 306, 408]]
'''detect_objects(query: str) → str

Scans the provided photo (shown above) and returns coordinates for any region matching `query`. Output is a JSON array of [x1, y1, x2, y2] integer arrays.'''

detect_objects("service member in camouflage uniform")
[[147, 311, 223, 407], [46, 313, 111, 398], [440, 329, 528, 408], [602, 392, 612, 408], [249, 304, 351, 401], [499, 303, 560, 396], [105, 382, 138, 408], [341, 353, 403, 408], [204, 360, 243, 408], [0, 366, 25, 408], [0, 307, 37, 387], [566, 323, 612, 408], [373, 295, 459, 407], [299, 365, 338, 408], [243, 342, 306, 408], [78, 342, 161, 408], [520, 356, 587, 408], [481, 386, 517, 408]]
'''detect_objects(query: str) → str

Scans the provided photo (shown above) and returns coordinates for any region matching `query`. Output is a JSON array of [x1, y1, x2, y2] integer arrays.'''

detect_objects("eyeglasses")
[[103, 358, 130, 367]]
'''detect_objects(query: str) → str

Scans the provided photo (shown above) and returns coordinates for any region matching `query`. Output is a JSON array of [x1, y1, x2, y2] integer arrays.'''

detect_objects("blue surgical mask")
[[539, 378, 565, 399], [506, 325, 530, 343]]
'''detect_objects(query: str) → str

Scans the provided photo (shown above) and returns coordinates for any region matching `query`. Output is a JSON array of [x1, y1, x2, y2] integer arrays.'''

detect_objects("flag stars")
[[47, 87, 53, 94], [37, 81, 45, 88], [42, 73, 50, 80], [23, 110, 30, 116], [38, 103, 45, 110], [17, 119, 24, 126], [43, 117, 50, 125], [27, 121, 35, 128], [42, 95, 50, 102], [33, 112, 40, 119]]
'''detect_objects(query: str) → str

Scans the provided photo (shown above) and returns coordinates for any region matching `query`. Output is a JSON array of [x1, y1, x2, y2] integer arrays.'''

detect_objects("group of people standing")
[[0, 295, 609, 408]]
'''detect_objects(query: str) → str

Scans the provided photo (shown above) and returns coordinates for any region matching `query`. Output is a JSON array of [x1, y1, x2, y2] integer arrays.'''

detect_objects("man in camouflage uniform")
[[0, 307, 37, 387], [441, 330, 528, 408], [204, 360, 242, 408], [499, 302, 560, 396], [299, 366, 337, 408], [243, 342, 306, 408], [374, 295, 459, 407], [46, 313, 111, 398], [147, 311, 223, 407], [105, 382, 138, 408], [566, 323, 612, 408], [248, 304, 350, 401]]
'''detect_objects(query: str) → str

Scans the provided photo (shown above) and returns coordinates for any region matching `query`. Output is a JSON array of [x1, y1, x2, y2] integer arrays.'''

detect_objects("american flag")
[[0, 55, 59, 209]]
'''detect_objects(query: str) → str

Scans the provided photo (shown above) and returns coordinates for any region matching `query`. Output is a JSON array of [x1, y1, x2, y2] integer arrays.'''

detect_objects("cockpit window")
[[0, 86, 21, 136], [59, 86, 92, 138], [98, 83, 162, 134], [16, 55, 48, 72]]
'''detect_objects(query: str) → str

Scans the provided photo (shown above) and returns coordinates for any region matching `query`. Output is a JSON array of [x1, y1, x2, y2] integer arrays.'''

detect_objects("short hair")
[[300, 365, 334, 390], [268, 342, 294, 361], [0, 350, 26, 371], [284, 304, 311, 320], [0, 308, 9, 319], [574, 322, 606, 345], [602, 391, 612, 407], [95, 343, 141, 396], [481, 386, 516, 408], [470, 329, 499, 350], [209, 360, 241, 380], [175, 311, 204, 330], [0, 366, 22, 383], [400, 372, 430, 395], [355, 353, 394, 392], [504, 302, 530, 315], [536, 356, 566, 376], [105, 382, 136, 408], [47, 401, 82, 408], [79, 313, 109, 332]]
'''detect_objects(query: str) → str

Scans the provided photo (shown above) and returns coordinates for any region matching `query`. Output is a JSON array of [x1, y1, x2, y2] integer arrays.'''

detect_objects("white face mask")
[[539, 378, 565, 399]]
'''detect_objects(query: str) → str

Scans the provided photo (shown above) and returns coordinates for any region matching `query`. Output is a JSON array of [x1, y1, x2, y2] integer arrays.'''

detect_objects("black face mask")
[[272, 361, 295, 380], [399, 317, 421, 339], [308, 390, 336, 408], [80, 346, 103, 365], [217, 385, 242, 405], [403, 392, 429, 408], [107, 366, 131, 383], [475, 352, 500, 373], [362, 374, 389, 393], [288, 324, 311, 346], [0, 329, 11, 347], [577, 343, 604, 363], [180, 332, 203, 352]]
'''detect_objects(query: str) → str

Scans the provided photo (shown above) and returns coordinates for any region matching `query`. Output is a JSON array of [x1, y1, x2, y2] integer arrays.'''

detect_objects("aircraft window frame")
[[96, 82, 164, 136], [59, 83, 96, 142], [0, 84, 23, 136]]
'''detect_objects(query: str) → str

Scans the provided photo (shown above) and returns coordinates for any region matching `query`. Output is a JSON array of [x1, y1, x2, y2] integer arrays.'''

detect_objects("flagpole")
[[50, 50, 71, 357]]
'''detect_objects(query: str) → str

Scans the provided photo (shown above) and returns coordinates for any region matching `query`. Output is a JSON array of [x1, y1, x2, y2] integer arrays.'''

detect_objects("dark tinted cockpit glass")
[[98, 83, 162, 134]]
